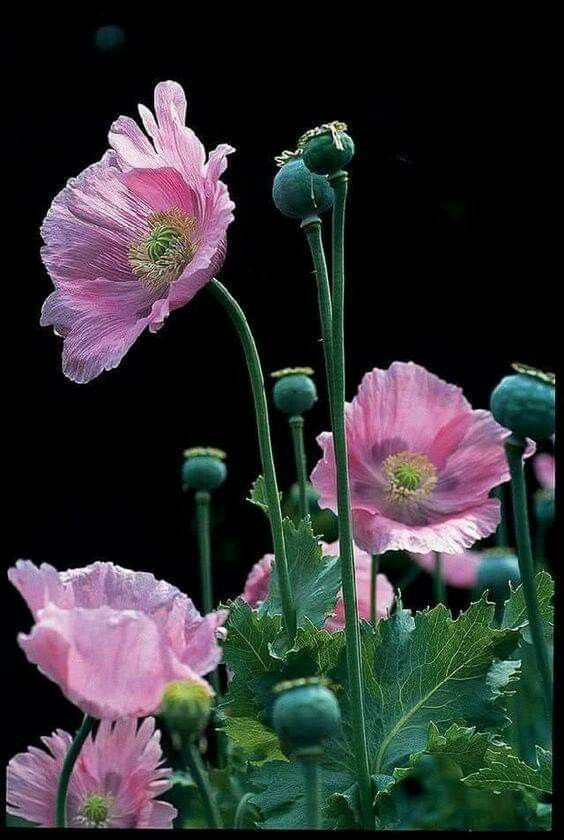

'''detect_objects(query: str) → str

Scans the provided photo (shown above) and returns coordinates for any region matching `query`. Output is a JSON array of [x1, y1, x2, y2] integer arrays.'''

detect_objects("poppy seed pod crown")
[[490, 364, 555, 441], [299, 121, 355, 176], [181, 448, 227, 492], [271, 677, 341, 754], [272, 367, 317, 415]]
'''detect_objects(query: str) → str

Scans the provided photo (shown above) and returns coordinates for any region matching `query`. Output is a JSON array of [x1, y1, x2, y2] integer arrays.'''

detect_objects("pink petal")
[[409, 550, 481, 588]]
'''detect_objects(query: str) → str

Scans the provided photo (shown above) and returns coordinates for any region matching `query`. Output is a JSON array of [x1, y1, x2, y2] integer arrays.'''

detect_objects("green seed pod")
[[300, 122, 355, 175], [272, 677, 341, 754], [182, 447, 227, 492], [490, 364, 555, 440], [271, 367, 318, 415], [272, 158, 334, 220], [160, 680, 213, 740], [474, 550, 521, 603]]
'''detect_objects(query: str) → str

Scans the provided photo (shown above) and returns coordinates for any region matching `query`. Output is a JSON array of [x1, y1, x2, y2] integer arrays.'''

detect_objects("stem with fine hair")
[[208, 279, 296, 640], [433, 553, 446, 605], [494, 484, 509, 546], [289, 414, 308, 520], [505, 439, 553, 719], [312, 169, 373, 829], [370, 555, 379, 628], [183, 741, 223, 828], [56, 715, 95, 827]]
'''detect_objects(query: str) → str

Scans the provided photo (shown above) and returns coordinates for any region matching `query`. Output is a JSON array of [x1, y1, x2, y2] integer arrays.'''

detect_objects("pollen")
[[129, 208, 198, 291], [384, 451, 437, 503]]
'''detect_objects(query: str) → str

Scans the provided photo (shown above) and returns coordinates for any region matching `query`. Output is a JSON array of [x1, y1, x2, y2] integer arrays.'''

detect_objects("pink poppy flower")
[[240, 542, 394, 630], [7, 717, 176, 828], [311, 362, 514, 555], [8, 560, 226, 719], [533, 453, 555, 492], [40, 80, 234, 383], [408, 550, 481, 589]]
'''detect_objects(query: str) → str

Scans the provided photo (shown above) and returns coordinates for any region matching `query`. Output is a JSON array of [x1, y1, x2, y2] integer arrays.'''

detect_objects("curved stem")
[[233, 792, 255, 829], [327, 170, 374, 829], [208, 279, 296, 640], [300, 757, 322, 830], [289, 414, 308, 520], [370, 555, 379, 628], [183, 741, 223, 828], [505, 440, 553, 719], [56, 715, 95, 827], [433, 553, 446, 605]]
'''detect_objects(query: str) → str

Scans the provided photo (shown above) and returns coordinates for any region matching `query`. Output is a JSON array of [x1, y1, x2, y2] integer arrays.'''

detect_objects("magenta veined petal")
[[8, 560, 225, 719], [311, 361, 513, 556], [7, 717, 177, 828], [533, 452, 555, 492], [40, 81, 235, 383]]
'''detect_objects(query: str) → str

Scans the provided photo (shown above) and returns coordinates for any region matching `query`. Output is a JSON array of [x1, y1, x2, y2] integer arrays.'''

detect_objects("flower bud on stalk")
[[160, 681, 213, 743], [490, 363, 555, 441]]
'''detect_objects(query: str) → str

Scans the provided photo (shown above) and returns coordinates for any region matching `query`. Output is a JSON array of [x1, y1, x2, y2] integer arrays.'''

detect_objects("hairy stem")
[[289, 414, 308, 520], [56, 715, 95, 827], [183, 741, 223, 828]]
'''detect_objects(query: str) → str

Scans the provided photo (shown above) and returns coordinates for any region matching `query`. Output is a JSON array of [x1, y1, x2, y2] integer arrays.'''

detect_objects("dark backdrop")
[[2, 13, 556, 766]]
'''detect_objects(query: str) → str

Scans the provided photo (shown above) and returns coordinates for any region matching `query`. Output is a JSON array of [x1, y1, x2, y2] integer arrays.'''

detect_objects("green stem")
[[303, 220, 335, 414], [208, 279, 296, 640], [327, 171, 374, 829], [494, 484, 509, 546], [433, 553, 446, 605], [233, 792, 255, 829], [194, 490, 226, 765], [183, 741, 223, 829], [398, 565, 423, 593], [301, 757, 322, 830], [56, 715, 95, 827], [370, 555, 379, 628], [195, 491, 214, 616], [289, 414, 308, 520], [505, 439, 553, 719]]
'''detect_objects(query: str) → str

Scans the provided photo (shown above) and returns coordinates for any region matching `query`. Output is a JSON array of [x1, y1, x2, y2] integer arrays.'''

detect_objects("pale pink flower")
[[7, 717, 176, 828], [533, 453, 555, 492], [8, 560, 226, 719], [240, 542, 394, 630], [40, 81, 234, 383], [408, 550, 481, 588], [311, 362, 514, 555]]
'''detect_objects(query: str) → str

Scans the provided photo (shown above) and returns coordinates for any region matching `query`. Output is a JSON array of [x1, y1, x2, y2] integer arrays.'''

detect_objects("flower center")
[[129, 208, 198, 291], [76, 793, 113, 828], [384, 451, 437, 503]]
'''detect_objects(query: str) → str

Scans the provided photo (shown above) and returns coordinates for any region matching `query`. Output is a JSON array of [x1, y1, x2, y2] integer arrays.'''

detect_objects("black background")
[[2, 11, 557, 772]]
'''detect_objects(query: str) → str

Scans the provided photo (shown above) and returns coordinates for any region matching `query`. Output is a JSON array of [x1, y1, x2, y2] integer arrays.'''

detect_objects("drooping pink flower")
[[7, 717, 176, 828], [40, 81, 234, 383], [533, 453, 555, 492], [311, 362, 514, 555], [240, 542, 394, 630], [8, 560, 226, 719], [408, 550, 481, 589]]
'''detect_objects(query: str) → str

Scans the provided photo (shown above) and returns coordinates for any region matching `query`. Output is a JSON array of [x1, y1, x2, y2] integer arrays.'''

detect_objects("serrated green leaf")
[[462, 745, 552, 795], [248, 475, 280, 514], [332, 598, 520, 778], [263, 518, 341, 631], [249, 760, 353, 829], [502, 570, 554, 642], [220, 600, 282, 720], [5, 815, 37, 828], [220, 717, 287, 765]]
